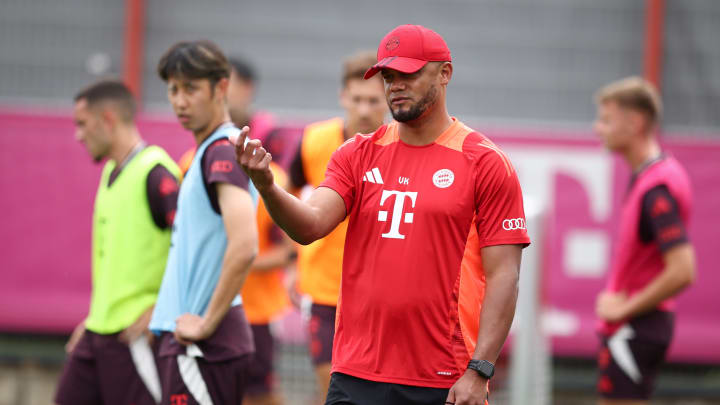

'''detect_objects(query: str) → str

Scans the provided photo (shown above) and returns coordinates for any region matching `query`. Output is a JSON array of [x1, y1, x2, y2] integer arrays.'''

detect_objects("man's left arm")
[[474, 244, 522, 361], [447, 244, 522, 405], [448, 149, 528, 405], [174, 183, 258, 344]]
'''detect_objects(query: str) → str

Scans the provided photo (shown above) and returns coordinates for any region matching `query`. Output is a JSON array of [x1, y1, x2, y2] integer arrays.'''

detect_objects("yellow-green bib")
[[85, 146, 180, 334]]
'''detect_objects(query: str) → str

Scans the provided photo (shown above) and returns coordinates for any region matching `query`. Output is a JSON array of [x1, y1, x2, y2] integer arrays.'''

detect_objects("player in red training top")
[[593, 77, 696, 404], [234, 25, 529, 405]]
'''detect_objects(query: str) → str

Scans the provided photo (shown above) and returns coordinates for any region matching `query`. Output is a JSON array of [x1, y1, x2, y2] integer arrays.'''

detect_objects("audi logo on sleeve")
[[502, 218, 526, 230]]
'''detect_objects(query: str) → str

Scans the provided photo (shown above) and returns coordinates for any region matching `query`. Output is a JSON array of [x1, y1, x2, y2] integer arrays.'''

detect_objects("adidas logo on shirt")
[[363, 168, 384, 184]]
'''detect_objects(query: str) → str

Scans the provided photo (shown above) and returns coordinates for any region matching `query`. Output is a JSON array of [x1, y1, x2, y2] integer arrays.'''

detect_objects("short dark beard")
[[390, 84, 438, 123]]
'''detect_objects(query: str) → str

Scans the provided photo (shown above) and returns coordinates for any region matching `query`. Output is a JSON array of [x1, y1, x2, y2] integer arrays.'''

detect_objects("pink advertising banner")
[[1, 110, 719, 363]]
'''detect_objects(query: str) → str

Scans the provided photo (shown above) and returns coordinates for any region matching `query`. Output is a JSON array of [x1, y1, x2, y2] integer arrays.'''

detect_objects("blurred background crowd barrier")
[[1, 1, 719, 404]]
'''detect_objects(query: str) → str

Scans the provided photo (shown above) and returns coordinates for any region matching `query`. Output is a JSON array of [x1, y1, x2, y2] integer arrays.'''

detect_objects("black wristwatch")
[[467, 359, 495, 379]]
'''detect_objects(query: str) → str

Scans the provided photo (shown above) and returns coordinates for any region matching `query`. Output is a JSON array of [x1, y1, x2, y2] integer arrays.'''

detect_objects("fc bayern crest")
[[432, 169, 454, 188], [386, 37, 400, 51]]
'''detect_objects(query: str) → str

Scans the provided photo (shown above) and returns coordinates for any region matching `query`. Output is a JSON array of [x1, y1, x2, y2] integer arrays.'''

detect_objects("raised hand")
[[230, 126, 275, 192]]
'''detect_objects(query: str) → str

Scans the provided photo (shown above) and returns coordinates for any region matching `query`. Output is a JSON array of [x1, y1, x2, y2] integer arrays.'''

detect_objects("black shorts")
[[598, 310, 674, 400], [309, 303, 336, 366], [325, 372, 450, 405], [55, 331, 160, 405], [245, 323, 276, 395]]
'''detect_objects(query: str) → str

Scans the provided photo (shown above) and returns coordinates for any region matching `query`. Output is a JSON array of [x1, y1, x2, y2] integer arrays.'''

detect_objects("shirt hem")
[[332, 366, 455, 389], [84, 320, 128, 335], [149, 320, 176, 334], [83, 327, 123, 336]]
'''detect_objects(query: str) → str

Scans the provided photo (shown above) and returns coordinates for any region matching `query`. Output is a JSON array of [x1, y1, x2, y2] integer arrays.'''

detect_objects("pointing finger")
[[232, 126, 250, 162], [232, 126, 249, 146]]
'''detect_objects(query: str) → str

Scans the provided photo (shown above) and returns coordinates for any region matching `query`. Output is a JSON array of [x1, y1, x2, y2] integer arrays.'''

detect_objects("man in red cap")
[[233, 24, 529, 405]]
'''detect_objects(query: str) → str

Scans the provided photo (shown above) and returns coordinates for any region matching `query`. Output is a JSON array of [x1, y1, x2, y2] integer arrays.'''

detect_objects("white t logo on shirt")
[[378, 190, 418, 239]]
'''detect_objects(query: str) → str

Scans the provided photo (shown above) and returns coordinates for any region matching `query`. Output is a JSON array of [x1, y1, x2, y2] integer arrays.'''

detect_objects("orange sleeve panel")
[[453, 216, 487, 370]]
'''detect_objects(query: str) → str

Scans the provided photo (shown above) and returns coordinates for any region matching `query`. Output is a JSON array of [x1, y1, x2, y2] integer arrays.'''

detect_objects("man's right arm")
[[232, 127, 347, 245]]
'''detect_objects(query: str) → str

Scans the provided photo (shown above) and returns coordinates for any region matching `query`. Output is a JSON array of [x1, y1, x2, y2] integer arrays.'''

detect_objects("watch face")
[[470, 360, 495, 378], [479, 361, 494, 377]]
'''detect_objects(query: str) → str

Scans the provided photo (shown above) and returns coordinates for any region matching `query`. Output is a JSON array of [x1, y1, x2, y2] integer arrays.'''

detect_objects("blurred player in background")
[[175, 52, 296, 405], [286, 49, 387, 401], [594, 77, 696, 404], [176, 53, 296, 405], [56, 80, 180, 405], [235, 24, 529, 405], [150, 40, 258, 405], [226, 57, 276, 147], [175, 53, 295, 405]]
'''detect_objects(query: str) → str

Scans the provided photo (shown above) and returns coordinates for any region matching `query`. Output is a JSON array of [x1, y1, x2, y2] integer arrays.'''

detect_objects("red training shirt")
[[320, 119, 530, 388]]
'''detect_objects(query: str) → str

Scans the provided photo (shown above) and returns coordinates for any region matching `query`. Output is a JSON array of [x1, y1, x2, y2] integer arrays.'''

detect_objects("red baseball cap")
[[364, 24, 451, 79]]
